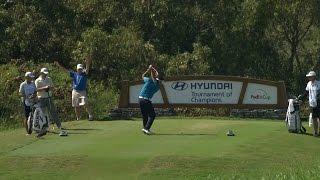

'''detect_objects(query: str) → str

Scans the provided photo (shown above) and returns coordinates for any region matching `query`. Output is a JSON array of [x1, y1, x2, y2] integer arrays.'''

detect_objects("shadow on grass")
[[94, 118, 134, 121], [154, 133, 216, 136], [67, 132, 88, 135], [303, 132, 317, 137], [64, 128, 101, 131], [47, 131, 88, 135], [294, 132, 320, 138]]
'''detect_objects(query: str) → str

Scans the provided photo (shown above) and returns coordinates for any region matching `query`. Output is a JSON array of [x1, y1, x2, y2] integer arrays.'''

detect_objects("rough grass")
[[0, 117, 320, 180]]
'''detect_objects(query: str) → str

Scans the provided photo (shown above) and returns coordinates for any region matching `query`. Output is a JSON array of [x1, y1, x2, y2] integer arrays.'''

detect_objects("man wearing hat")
[[19, 72, 36, 135], [299, 71, 320, 137], [54, 58, 93, 121], [35, 67, 62, 130]]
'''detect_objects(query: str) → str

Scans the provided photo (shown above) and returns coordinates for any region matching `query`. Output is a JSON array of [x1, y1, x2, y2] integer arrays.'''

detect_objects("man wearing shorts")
[[299, 71, 320, 137], [54, 59, 93, 121], [35, 67, 62, 131], [19, 72, 36, 135], [139, 65, 162, 135]]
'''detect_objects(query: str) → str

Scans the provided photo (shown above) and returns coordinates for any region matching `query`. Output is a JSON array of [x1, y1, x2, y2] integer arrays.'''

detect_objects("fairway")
[[0, 117, 320, 180]]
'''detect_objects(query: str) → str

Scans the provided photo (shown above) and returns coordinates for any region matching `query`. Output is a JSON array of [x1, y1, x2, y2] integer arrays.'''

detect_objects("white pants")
[[72, 90, 88, 107]]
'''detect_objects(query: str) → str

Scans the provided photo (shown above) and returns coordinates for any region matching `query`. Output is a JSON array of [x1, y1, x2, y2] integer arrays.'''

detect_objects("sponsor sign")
[[130, 80, 243, 104], [163, 80, 242, 104], [243, 83, 277, 104], [120, 76, 287, 109]]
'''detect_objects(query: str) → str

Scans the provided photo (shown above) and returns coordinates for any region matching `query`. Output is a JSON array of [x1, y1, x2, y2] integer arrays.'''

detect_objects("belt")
[[38, 96, 52, 99], [139, 96, 151, 101]]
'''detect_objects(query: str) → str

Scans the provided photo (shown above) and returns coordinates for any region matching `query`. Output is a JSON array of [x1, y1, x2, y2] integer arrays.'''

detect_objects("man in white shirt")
[[299, 71, 320, 137], [19, 72, 36, 135], [35, 68, 62, 131]]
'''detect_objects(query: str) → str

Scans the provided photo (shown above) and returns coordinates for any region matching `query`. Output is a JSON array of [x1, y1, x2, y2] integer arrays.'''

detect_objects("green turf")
[[0, 117, 320, 180]]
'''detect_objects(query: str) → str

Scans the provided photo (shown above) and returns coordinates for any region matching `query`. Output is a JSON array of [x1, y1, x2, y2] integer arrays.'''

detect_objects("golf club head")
[[227, 130, 235, 136], [59, 130, 68, 137]]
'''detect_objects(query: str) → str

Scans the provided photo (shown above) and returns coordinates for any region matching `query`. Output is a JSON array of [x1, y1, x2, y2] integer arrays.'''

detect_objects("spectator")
[[19, 72, 36, 135], [54, 58, 93, 121]]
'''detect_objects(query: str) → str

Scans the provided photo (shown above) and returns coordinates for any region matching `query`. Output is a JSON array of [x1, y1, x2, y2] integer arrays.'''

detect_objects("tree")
[[272, 0, 316, 75], [5, 3, 50, 62], [166, 43, 211, 76], [73, 26, 150, 87]]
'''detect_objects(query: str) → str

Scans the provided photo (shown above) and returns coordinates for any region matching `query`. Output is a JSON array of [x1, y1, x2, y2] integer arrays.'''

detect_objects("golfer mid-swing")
[[139, 65, 161, 135]]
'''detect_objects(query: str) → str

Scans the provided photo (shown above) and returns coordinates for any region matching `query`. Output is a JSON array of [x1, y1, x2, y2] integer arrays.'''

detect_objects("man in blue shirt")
[[139, 65, 161, 135], [55, 58, 93, 121]]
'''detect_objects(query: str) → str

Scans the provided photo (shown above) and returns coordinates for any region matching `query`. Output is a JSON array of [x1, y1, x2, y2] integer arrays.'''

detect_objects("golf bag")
[[285, 99, 306, 133], [27, 104, 49, 134]]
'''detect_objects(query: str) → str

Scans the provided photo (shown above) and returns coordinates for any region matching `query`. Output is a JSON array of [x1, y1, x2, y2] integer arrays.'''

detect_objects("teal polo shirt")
[[139, 77, 160, 99]]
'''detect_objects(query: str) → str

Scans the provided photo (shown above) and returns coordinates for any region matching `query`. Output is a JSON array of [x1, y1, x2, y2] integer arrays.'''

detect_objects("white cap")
[[25, 72, 34, 78], [77, 64, 84, 70], [306, 71, 316, 77], [40, 68, 49, 74]]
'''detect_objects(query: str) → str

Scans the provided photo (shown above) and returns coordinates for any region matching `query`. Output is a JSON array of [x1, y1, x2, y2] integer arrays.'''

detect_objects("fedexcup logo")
[[251, 89, 271, 101], [171, 82, 188, 91]]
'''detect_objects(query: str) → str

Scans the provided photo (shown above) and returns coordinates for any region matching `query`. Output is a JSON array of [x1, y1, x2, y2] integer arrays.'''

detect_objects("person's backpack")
[[32, 106, 49, 133], [285, 99, 306, 133]]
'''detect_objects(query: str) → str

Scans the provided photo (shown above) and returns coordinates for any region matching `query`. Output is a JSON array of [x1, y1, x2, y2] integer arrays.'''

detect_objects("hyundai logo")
[[171, 82, 188, 91]]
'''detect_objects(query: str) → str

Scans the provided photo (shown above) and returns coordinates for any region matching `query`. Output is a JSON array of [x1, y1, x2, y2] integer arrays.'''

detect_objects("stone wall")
[[230, 109, 287, 119], [108, 108, 177, 119]]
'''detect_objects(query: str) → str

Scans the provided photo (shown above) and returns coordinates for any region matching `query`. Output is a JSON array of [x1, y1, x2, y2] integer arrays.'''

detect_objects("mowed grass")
[[0, 117, 320, 180]]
